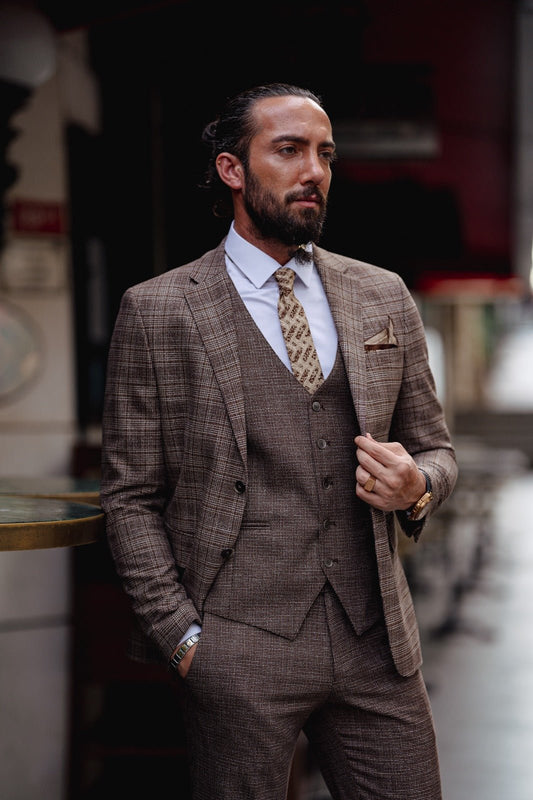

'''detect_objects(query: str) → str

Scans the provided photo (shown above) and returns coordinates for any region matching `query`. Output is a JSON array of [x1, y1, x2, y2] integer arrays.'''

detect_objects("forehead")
[[251, 95, 333, 142]]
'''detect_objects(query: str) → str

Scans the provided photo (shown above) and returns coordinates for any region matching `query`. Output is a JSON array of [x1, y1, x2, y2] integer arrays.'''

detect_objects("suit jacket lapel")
[[184, 241, 247, 465], [183, 241, 371, 459], [314, 248, 369, 434]]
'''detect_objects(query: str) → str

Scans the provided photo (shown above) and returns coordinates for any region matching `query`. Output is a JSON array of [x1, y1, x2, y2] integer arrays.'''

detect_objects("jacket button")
[[221, 548, 234, 559], [234, 480, 246, 494]]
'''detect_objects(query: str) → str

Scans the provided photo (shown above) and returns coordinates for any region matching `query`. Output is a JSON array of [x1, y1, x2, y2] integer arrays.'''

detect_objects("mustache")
[[286, 186, 325, 205]]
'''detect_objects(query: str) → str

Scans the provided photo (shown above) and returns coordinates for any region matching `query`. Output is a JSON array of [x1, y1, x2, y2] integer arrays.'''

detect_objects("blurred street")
[[303, 463, 533, 800]]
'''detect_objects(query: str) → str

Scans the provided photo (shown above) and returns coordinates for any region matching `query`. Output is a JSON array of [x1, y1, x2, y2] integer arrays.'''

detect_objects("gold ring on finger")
[[363, 475, 376, 492]]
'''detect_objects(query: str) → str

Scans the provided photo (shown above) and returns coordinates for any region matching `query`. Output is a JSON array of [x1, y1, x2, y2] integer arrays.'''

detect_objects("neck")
[[232, 220, 310, 266]]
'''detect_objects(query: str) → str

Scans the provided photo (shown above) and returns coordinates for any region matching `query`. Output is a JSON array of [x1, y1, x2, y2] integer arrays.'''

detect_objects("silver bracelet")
[[169, 632, 200, 672]]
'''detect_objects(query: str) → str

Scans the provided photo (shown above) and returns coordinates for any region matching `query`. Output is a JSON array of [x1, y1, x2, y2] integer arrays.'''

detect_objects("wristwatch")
[[169, 632, 200, 673], [407, 471, 433, 521]]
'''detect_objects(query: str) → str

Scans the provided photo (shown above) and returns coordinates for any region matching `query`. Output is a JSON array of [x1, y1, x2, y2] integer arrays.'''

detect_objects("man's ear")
[[216, 152, 244, 189]]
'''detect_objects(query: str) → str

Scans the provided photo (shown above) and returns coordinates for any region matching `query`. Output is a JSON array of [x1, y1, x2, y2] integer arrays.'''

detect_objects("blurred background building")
[[0, 1, 532, 798]]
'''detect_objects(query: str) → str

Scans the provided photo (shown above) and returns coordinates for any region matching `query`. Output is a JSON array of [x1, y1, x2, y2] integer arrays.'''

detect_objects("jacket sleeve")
[[100, 288, 199, 662], [389, 276, 458, 538]]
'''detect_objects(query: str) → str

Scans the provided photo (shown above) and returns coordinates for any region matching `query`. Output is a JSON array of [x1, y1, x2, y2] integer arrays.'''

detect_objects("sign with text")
[[9, 199, 67, 235]]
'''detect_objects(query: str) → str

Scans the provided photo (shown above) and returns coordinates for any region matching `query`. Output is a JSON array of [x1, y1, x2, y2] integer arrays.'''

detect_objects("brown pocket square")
[[364, 317, 399, 351]]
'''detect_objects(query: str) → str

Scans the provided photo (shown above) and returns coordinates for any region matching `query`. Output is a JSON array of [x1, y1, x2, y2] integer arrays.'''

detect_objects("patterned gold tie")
[[274, 267, 324, 394]]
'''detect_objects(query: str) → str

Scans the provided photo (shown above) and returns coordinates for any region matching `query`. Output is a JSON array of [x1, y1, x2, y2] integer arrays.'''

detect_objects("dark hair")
[[199, 83, 324, 217]]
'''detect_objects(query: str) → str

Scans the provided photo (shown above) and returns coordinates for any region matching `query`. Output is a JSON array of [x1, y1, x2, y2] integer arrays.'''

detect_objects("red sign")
[[9, 199, 67, 235]]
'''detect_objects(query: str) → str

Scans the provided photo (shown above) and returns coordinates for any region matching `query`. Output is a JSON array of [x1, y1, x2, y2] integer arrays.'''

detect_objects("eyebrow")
[[271, 134, 336, 151]]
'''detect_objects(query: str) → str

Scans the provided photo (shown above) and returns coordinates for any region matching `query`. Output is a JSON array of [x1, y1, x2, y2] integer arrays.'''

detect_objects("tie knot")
[[274, 267, 295, 295]]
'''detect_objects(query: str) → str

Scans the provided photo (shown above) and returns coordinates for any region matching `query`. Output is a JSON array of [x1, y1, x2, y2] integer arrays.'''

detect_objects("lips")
[[289, 189, 323, 206]]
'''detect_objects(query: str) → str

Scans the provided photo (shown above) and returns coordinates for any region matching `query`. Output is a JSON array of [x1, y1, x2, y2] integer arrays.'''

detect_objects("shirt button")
[[234, 480, 246, 494], [312, 401, 321, 412], [317, 438, 328, 450]]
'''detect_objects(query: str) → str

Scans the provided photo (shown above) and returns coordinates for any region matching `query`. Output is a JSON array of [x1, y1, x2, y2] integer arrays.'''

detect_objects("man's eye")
[[320, 151, 337, 163]]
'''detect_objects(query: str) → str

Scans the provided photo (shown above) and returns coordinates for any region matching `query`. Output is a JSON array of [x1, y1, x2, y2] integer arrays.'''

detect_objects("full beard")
[[242, 169, 327, 252]]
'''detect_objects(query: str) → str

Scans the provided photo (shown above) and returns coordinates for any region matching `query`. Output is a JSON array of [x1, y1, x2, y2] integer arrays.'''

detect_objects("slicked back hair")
[[200, 83, 324, 217]]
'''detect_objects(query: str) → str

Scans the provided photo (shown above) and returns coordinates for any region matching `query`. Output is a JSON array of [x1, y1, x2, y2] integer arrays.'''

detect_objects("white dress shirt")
[[224, 221, 338, 379]]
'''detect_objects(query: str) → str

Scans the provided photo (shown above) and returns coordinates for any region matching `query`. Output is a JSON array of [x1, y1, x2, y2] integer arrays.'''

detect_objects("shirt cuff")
[[178, 622, 202, 646]]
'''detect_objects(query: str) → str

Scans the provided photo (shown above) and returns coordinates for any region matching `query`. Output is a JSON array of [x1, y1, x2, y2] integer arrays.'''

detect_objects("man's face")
[[242, 95, 336, 247]]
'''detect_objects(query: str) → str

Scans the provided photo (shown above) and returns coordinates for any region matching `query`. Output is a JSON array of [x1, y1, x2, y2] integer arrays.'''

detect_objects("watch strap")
[[418, 469, 432, 494], [169, 632, 200, 672], [407, 470, 433, 521]]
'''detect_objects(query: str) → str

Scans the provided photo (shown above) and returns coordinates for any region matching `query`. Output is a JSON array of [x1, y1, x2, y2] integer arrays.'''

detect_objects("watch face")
[[413, 492, 433, 520], [0, 299, 42, 403]]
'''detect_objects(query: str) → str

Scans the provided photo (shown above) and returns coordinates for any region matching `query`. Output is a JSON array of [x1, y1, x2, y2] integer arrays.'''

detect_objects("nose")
[[300, 150, 327, 185]]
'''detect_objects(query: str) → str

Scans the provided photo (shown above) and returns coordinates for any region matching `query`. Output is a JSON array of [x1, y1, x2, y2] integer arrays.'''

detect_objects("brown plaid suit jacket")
[[101, 238, 457, 677]]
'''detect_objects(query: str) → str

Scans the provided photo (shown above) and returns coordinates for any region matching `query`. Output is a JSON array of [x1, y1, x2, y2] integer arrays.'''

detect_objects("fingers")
[[355, 438, 383, 482], [356, 464, 379, 495], [355, 434, 381, 489], [355, 433, 426, 511], [355, 432, 404, 468]]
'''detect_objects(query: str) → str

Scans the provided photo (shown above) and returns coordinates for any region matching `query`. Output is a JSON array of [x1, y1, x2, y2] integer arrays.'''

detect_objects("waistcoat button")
[[312, 401, 321, 411], [322, 476, 333, 489], [324, 558, 334, 568], [317, 438, 328, 450]]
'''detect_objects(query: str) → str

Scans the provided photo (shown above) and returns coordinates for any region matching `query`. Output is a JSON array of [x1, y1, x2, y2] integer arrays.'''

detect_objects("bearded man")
[[101, 83, 457, 800]]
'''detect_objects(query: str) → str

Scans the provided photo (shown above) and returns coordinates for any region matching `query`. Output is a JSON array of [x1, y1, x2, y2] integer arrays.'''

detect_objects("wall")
[[0, 27, 100, 800]]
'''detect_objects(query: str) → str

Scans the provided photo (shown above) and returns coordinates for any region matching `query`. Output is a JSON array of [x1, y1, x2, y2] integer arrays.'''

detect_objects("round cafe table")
[[0, 481, 104, 551], [0, 476, 100, 505]]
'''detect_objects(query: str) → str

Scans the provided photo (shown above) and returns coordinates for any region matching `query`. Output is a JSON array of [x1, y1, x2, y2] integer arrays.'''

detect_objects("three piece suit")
[[101, 238, 457, 799]]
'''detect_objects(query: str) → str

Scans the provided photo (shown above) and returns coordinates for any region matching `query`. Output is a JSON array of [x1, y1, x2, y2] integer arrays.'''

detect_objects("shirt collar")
[[225, 222, 315, 289]]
